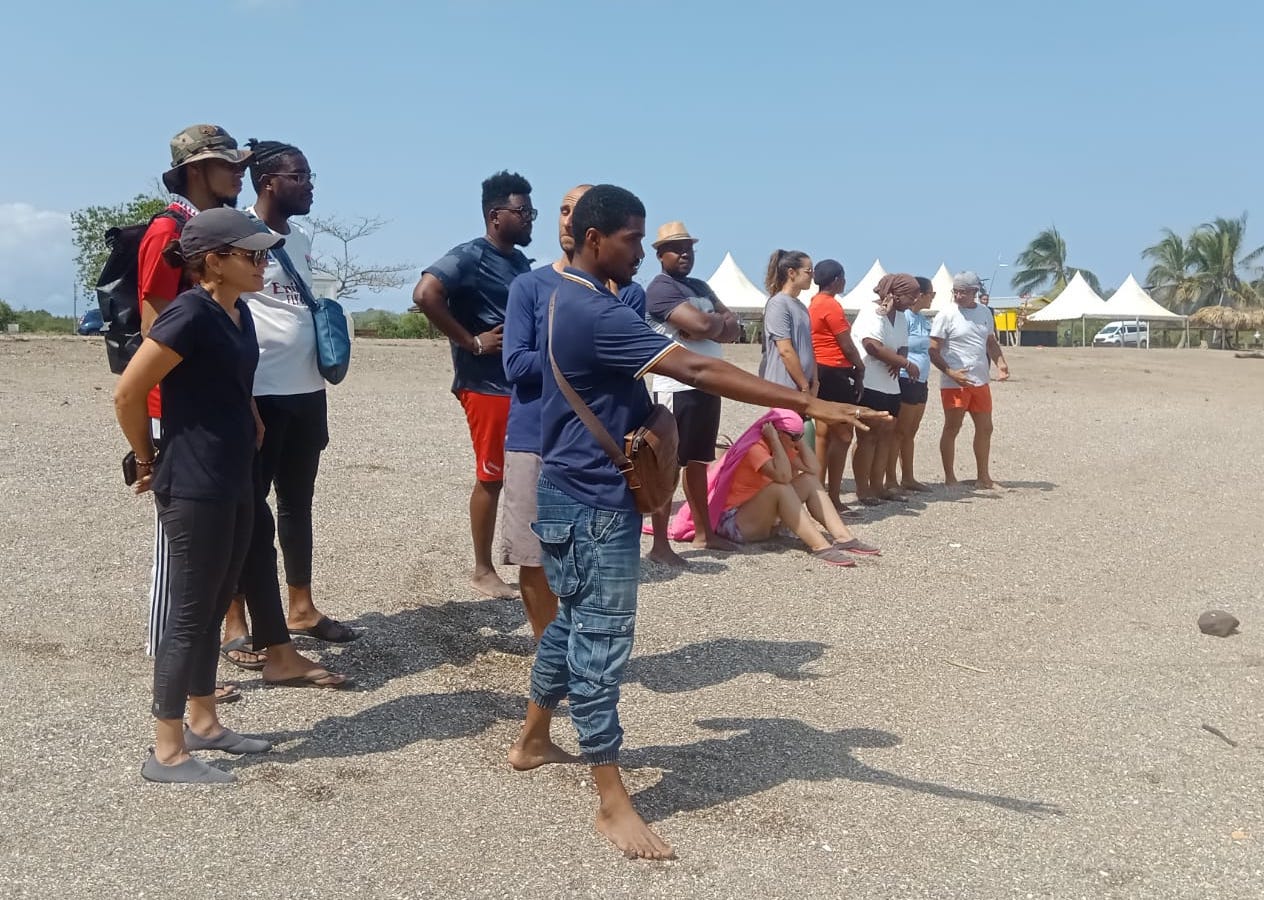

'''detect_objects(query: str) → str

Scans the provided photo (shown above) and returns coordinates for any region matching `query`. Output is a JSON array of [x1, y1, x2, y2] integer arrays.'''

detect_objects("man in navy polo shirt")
[[500, 184, 645, 641], [413, 171, 534, 599], [507, 185, 889, 860]]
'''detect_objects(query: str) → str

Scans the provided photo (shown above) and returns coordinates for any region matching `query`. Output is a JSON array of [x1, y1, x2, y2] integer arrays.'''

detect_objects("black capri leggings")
[[237, 390, 329, 647], [152, 495, 252, 719]]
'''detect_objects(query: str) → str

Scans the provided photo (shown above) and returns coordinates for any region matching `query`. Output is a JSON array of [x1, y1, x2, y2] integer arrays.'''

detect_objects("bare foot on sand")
[[901, 480, 933, 493], [596, 799, 675, 860], [691, 534, 737, 552], [943, 476, 960, 488], [471, 571, 519, 599], [508, 736, 581, 771], [647, 545, 688, 568], [972, 479, 999, 490]]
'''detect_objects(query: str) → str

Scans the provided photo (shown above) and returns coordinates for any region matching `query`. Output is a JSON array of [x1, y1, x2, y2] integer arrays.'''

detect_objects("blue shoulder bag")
[[269, 240, 352, 385]]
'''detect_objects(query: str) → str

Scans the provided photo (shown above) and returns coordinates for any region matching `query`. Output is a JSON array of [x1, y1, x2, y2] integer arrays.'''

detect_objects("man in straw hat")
[[139, 124, 253, 704], [645, 221, 741, 566], [929, 271, 1009, 488]]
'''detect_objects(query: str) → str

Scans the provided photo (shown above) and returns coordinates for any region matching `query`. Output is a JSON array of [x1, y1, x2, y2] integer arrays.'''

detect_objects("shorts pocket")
[[569, 609, 636, 686], [531, 521, 580, 598]]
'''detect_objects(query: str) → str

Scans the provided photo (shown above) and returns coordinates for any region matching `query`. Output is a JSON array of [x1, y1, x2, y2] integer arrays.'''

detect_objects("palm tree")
[[1142, 229, 1204, 314], [1187, 215, 1263, 308], [1011, 226, 1101, 298]]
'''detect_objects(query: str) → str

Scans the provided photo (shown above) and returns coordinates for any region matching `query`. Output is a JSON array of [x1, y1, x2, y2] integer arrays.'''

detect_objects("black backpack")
[[96, 208, 189, 374]]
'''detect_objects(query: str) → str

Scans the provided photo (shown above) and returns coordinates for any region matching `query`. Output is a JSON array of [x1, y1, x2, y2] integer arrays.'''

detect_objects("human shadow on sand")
[[311, 597, 535, 691], [625, 639, 828, 693], [623, 717, 1063, 823], [223, 688, 523, 770]]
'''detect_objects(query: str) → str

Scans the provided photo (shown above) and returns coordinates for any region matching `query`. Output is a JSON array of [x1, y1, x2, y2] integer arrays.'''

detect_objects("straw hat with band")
[[652, 221, 699, 249]]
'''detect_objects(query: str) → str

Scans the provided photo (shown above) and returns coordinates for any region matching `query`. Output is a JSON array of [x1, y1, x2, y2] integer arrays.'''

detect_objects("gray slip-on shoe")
[[141, 751, 235, 784], [183, 727, 272, 755]]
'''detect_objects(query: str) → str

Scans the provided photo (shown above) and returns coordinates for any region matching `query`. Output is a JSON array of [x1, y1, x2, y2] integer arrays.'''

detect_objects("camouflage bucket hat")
[[161, 124, 252, 192]]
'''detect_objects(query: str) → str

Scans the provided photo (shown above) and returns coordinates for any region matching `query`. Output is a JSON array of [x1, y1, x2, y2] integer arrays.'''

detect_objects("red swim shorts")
[[456, 390, 510, 482], [940, 384, 993, 414]]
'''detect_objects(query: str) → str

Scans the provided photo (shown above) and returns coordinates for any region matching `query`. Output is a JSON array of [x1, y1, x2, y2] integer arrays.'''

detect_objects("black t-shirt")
[[147, 286, 259, 502], [422, 237, 532, 396]]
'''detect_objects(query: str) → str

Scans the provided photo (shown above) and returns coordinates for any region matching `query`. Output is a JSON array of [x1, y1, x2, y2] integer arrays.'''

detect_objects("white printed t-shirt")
[[850, 300, 909, 395], [929, 302, 994, 387], [244, 208, 325, 397]]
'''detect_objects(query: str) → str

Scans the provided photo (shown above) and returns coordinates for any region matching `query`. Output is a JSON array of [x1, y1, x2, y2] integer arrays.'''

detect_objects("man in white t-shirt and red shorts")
[[929, 271, 1010, 489]]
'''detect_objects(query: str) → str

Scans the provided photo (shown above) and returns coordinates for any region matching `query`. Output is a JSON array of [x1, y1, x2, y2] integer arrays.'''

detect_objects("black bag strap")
[[546, 290, 633, 476]]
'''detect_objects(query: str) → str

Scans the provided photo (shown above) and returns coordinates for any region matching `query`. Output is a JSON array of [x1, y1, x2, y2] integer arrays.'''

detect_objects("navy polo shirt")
[[540, 268, 679, 512], [423, 236, 532, 396], [503, 266, 648, 455], [147, 286, 259, 502]]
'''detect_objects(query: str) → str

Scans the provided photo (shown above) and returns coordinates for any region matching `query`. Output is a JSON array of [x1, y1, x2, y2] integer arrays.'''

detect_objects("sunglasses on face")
[[216, 249, 270, 266], [495, 205, 539, 221], [267, 171, 315, 184]]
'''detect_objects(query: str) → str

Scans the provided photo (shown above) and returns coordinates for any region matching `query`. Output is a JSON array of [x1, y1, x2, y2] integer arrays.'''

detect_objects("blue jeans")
[[530, 476, 640, 766]]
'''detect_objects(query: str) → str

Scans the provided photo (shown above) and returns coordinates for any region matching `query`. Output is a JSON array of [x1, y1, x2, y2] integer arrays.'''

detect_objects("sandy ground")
[[1, 335, 1261, 899]]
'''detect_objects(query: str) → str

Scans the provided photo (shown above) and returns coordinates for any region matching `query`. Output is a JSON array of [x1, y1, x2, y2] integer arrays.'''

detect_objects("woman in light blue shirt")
[[888, 277, 935, 492]]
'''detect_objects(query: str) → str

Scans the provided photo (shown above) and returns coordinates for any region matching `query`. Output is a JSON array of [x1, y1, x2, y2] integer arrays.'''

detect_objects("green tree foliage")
[[70, 193, 169, 297], [1011, 226, 1101, 298], [1143, 215, 1263, 313], [350, 309, 439, 339], [0, 298, 15, 329]]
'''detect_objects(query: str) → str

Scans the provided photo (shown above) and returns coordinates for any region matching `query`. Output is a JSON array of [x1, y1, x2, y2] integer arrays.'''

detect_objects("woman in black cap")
[[114, 208, 282, 783]]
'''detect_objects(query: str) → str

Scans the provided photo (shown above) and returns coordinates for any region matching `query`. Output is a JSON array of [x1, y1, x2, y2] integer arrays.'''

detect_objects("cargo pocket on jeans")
[[570, 609, 636, 686], [531, 521, 580, 598]]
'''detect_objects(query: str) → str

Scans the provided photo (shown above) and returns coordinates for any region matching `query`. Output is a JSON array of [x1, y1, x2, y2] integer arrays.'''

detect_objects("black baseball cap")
[[814, 259, 845, 287], [178, 208, 284, 256]]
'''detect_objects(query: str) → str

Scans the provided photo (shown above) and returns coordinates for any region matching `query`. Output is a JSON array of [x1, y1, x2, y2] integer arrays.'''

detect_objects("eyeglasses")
[[494, 205, 539, 221], [783, 431, 804, 441], [267, 171, 315, 184], [216, 249, 270, 266]]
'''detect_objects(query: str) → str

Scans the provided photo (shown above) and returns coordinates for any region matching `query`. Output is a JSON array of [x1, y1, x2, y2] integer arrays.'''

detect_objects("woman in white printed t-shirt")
[[218, 140, 355, 689]]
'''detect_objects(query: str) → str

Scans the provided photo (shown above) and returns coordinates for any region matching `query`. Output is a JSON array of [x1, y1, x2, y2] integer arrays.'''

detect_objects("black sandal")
[[219, 636, 267, 671], [288, 615, 359, 643]]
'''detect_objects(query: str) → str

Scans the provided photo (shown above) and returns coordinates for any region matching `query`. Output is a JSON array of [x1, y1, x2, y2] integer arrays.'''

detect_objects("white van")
[[1093, 320, 1150, 347]]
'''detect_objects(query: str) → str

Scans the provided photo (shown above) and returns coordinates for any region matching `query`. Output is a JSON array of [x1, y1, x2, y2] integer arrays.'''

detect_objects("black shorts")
[[818, 364, 860, 403], [898, 376, 928, 406], [860, 387, 901, 418], [656, 389, 722, 465]]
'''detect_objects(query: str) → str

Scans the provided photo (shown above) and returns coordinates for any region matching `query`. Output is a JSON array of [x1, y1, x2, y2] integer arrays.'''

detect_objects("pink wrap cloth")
[[653, 408, 804, 541]]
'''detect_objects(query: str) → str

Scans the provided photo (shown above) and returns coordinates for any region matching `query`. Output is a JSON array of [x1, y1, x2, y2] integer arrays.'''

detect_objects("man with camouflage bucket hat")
[[139, 124, 252, 704]]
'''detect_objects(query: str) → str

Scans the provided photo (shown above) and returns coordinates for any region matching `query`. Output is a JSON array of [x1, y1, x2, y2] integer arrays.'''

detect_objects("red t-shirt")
[[808, 291, 853, 368], [137, 207, 186, 418]]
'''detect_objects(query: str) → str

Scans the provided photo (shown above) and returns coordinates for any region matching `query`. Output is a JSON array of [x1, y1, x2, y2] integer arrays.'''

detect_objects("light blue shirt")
[[901, 309, 931, 383]]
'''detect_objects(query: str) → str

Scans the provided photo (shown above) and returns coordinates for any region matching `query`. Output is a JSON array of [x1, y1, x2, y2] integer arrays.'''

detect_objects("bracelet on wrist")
[[473, 335, 484, 356]]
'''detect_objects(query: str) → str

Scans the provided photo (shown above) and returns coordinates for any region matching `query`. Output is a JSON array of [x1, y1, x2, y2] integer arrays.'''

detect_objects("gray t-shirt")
[[759, 292, 816, 389]]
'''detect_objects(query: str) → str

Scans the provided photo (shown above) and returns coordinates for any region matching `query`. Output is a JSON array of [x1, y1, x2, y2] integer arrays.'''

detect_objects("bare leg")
[[685, 461, 735, 551], [898, 403, 930, 490], [791, 473, 858, 542], [153, 717, 189, 766], [593, 763, 675, 860], [871, 421, 903, 500], [823, 425, 852, 508], [852, 429, 879, 501], [970, 411, 996, 488], [285, 583, 324, 631], [508, 700, 580, 770], [220, 596, 265, 666], [185, 693, 225, 741], [735, 483, 833, 551], [260, 641, 348, 686], [470, 480, 515, 597], [940, 408, 967, 485], [648, 499, 687, 568], [518, 566, 558, 640]]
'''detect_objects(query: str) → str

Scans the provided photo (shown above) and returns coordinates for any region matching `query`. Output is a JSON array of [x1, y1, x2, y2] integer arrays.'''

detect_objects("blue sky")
[[2, 0, 1260, 315]]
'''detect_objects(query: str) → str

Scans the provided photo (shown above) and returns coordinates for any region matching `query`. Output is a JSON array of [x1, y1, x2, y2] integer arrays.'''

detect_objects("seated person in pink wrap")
[[667, 409, 880, 567]]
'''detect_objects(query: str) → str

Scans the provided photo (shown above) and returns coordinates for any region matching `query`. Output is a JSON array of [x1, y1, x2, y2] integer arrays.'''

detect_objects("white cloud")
[[0, 203, 75, 314]]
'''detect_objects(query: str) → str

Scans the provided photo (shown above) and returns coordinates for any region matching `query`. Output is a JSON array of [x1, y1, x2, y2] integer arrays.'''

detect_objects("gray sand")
[[1, 336, 1260, 899]]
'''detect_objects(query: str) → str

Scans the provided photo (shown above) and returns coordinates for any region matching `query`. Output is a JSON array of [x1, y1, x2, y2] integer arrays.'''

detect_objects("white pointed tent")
[[1026, 271, 1112, 345], [1104, 274, 1188, 348], [706, 252, 768, 315], [837, 259, 887, 313], [929, 263, 955, 312]]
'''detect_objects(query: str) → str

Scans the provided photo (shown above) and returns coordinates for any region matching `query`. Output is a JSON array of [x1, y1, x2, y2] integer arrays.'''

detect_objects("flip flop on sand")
[[220, 636, 267, 671], [264, 670, 353, 690], [215, 683, 242, 705], [288, 616, 359, 644]]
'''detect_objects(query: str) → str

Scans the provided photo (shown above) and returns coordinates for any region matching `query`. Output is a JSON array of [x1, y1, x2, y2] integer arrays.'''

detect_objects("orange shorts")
[[941, 384, 993, 414], [456, 390, 510, 482]]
